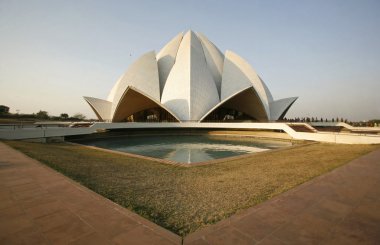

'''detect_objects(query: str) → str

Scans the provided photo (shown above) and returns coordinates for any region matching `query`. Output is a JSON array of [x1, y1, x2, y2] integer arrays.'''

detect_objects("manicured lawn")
[[5, 140, 379, 236]]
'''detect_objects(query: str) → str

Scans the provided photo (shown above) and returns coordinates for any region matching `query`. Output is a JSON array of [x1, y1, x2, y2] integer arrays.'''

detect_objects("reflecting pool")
[[76, 135, 292, 164]]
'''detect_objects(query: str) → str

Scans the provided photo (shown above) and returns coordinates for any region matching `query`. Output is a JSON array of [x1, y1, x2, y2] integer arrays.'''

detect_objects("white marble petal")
[[83, 96, 112, 121], [221, 50, 270, 118], [157, 32, 183, 95], [112, 86, 180, 122], [269, 97, 298, 121], [109, 51, 160, 116], [161, 31, 220, 121], [196, 32, 224, 96]]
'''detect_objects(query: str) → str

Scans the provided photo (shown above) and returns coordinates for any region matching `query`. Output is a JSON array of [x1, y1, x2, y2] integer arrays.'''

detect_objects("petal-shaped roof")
[[196, 32, 224, 96], [84, 30, 297, 123], [221, 51, 271, 118], [161, 31, 220, 121], [156, 32, 183, 95], [269, 97, 298, 120], [112, 86, 179, 122], [200, 87, 269, 121], [83, 96, 112, 121], [109, 51, 160, 116], [260, 76, 274, 103]]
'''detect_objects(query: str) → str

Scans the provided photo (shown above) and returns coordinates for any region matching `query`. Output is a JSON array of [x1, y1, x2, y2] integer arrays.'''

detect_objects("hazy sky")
[[1, 0, 379, 121]]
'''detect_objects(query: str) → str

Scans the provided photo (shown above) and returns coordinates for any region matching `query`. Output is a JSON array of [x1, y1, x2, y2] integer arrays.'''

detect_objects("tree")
[[36, 110, 49, 119], [72, 113, 86, 120], [60, 113, 69, 120], [0, 105, 9, 114]]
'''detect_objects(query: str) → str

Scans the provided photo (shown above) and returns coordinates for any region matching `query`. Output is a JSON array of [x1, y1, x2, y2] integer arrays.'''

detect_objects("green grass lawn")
[[5, 140, 379, 236]]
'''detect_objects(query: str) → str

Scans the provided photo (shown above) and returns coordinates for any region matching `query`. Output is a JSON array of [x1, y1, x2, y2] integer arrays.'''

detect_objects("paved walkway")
[[0, 142, 181, 245], [1, 142, 380, 245], [184, 148, 380, 244]]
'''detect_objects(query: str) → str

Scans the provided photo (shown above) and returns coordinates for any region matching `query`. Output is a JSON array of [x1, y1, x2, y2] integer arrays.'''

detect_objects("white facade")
[[84, 30, 297, 122]]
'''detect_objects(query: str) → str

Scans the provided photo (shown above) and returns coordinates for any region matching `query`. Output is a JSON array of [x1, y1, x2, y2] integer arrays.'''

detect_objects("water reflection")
[[77, 135, 291, 164], [165, 148, 213, 163]]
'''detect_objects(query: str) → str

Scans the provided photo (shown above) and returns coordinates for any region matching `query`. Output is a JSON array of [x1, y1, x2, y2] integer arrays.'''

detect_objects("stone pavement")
[[1, 141, 380, 245], [184, 148, 380, 244], [0, 142, 181, 245]]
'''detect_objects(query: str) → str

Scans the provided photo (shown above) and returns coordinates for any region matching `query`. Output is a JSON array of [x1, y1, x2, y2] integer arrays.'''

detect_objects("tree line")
[[282, 117, 348, 123], [282, 117, 379, 127], [0, 105, 89, 121]]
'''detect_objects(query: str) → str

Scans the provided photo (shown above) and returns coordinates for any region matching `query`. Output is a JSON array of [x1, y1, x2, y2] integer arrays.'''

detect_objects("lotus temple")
[[84, 30, 297, 123], [1, 31, 379, 145]]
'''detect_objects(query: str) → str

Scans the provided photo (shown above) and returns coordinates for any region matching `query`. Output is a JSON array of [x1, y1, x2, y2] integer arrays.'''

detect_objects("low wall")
[[0, 127, 94, 140], [293, 132, 380, 144], [1, 122, 380, 144], [310, 122, 380, 133]]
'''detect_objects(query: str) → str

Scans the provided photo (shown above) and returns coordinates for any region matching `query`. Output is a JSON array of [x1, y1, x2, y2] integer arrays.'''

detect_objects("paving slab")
[[184, 148, 380, 244], [0, 142, 181, 245]]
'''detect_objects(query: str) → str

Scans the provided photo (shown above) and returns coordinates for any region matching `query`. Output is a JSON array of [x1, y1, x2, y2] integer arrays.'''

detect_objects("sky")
[[0, 0, 379, 121]]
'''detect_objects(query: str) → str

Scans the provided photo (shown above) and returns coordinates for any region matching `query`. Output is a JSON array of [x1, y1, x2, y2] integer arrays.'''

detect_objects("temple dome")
[[84, 30, 297, 122]]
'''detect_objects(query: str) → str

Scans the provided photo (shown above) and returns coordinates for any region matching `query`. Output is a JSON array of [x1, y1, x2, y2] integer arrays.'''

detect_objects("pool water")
[[76, 135, 292, 164]]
